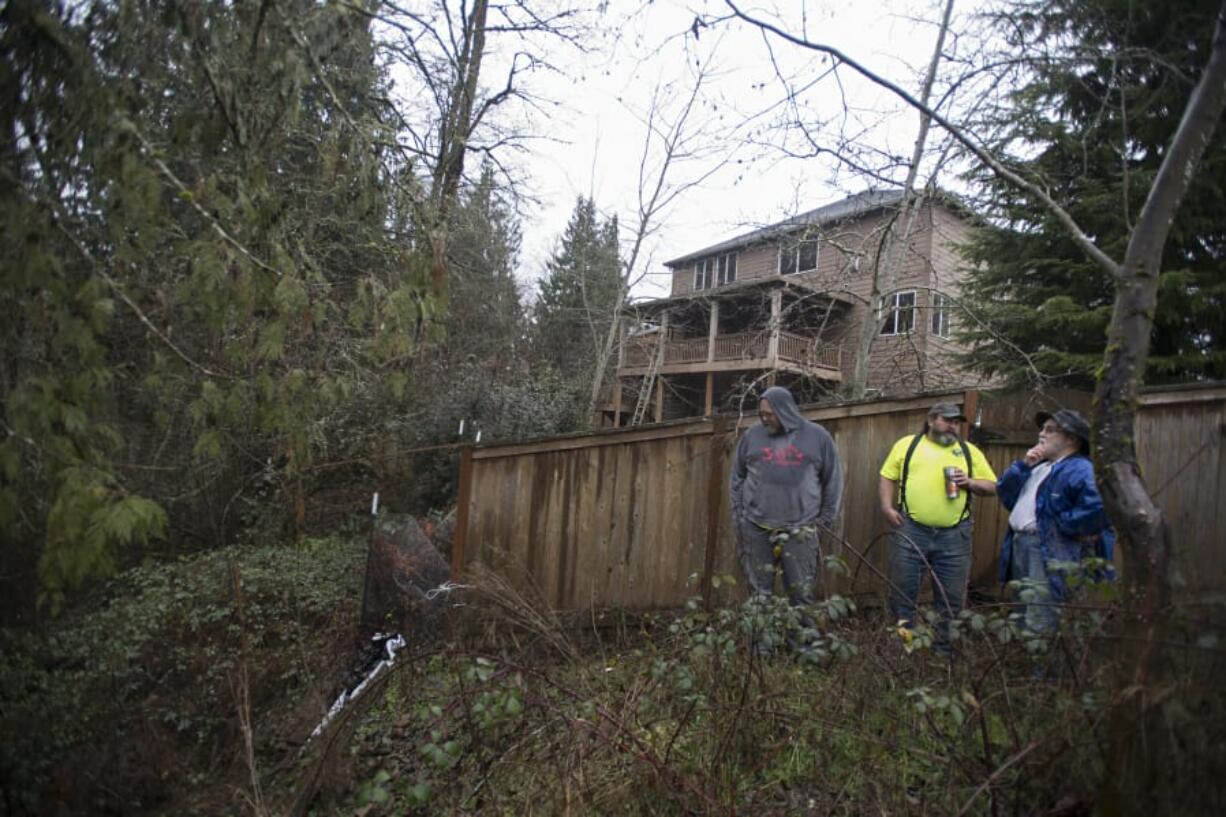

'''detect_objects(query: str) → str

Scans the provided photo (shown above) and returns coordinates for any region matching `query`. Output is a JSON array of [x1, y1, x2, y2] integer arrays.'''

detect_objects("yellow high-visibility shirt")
[[879, 434, 996, 528]]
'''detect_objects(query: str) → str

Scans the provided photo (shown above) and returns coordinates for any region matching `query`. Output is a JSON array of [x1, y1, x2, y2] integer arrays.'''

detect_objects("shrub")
[[0, 535, 366, 815]]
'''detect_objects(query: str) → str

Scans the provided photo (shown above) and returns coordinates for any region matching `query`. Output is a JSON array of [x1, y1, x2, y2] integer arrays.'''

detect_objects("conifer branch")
[[12, 171, 236, 382], [123, 121, 284, 280]]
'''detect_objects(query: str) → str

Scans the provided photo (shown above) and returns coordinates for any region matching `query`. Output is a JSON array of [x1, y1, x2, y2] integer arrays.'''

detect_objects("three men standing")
[[730, 386, 843, 623], [878, 402, 997, 652], [731, 391, 1111, 656]]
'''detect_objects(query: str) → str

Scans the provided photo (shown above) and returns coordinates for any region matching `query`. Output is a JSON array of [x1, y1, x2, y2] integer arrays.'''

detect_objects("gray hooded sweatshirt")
[[730, 386, 843, 530]]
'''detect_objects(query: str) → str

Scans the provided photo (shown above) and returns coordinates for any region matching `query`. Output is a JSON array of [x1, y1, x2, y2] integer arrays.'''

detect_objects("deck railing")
[[621, 331, 839, 371], [712, 332, 768, 361], [664, 336, 709, 364], [778, 331, 841, 370]]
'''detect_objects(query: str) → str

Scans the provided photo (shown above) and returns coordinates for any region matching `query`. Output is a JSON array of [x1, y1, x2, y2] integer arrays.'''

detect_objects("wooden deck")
[[619, 331, 842, 379]]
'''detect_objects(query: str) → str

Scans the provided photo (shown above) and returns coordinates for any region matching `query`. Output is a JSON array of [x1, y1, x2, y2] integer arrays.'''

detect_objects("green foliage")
[[957, 0, 1226, 388], [0, 534, 366, 814], [532, 196, 622, 386], [0, 0, 438, 608], [445, 162, 525, 364], [398, 363, 582, 512]]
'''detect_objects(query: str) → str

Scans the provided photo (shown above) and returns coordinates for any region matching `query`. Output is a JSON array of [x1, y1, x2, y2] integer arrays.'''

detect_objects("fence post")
[[702, 416, 734, 610], [962, 388, 980, 439], [451, 445, 475, 578]]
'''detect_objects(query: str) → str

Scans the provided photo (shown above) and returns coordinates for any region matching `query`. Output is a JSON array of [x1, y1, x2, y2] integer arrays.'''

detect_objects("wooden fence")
[[452, 384, 1226, 611]]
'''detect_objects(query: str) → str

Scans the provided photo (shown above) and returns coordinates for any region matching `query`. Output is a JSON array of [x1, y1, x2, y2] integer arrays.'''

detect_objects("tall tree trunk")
[[1094, 6, 1226, 811], [428, 0, 490, 297], [847, 0, 954, 398]]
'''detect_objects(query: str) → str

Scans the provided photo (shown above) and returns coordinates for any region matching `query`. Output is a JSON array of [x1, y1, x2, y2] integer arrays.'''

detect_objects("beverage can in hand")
[[943, 466, 959, 499]]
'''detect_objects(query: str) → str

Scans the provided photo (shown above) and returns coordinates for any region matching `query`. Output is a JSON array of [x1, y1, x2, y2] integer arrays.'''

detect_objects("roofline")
[[664, 188, 973, 268], [622, 277, 855, 313]]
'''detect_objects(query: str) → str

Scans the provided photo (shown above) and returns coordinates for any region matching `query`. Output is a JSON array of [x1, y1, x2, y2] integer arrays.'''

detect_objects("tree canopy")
[[0, 1, 598, 616], [0, 0, 459, 613], [956, 0, 1226, 388]]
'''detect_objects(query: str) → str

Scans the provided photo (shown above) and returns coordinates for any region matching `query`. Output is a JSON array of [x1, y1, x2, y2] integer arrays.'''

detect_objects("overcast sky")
[[500, 0, 976, 299]]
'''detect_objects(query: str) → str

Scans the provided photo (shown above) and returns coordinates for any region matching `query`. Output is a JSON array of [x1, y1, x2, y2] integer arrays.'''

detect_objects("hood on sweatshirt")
[[761, 386, 807, 434]]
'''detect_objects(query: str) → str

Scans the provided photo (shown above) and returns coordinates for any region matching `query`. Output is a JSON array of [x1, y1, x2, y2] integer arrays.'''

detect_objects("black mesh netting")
[[357, 513, 452, 641]]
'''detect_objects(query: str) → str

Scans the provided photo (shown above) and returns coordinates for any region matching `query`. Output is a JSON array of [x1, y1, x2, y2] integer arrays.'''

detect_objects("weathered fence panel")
[[453, 384, 1226, 610], [457, 422, 726, 609], [1133, 385, 1226, 600]]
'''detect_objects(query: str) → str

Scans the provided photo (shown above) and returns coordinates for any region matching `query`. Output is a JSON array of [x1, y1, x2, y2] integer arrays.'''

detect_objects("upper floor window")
[[694, 260, 711, 290], [880, 290, 916, 335], [694, 253, 736, 289], [780, 237, 819, 275], [931, 292, 951, 337]]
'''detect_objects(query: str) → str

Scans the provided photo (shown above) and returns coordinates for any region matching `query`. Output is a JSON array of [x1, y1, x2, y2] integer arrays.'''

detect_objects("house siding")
[[642, 196, 985, 406]]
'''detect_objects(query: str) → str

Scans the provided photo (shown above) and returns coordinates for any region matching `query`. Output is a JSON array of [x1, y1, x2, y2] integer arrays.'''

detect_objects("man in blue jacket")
[[730, 386, 843, 652], [995, 409, 1115, 633]]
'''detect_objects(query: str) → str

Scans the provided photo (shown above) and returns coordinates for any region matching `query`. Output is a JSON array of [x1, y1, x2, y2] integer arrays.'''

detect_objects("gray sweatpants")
[[736, 519, 819, 606]]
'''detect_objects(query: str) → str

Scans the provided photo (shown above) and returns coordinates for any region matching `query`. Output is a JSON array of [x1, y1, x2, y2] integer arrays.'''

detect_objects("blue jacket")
[[996, 455, 1115, 598]]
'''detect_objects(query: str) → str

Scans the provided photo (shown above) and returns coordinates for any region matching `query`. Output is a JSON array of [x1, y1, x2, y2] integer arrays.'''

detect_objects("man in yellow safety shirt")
[[878, 401, 996, 655]]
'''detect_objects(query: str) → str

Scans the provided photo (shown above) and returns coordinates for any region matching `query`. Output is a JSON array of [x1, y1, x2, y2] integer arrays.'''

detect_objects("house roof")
[[664, 188, 913, 268], [623, 276, 855, 313]]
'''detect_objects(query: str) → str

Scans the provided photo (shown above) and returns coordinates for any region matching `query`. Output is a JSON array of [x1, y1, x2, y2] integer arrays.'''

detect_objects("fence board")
[[455, 385, 1226, 610]]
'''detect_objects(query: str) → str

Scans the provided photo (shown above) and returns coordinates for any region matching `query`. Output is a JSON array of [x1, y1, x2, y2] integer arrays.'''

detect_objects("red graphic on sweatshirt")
[[762, 444, 805, 466]]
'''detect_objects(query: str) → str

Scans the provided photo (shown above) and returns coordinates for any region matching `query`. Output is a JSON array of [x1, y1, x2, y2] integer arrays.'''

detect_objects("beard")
[[931, 430, 956, 446]]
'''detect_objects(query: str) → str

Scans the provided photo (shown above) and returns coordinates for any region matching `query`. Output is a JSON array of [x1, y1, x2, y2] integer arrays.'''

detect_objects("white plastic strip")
[[307, 633, 406, 743]]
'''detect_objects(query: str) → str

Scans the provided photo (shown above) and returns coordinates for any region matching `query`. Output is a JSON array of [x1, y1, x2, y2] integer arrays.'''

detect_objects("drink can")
[[943, 466, 959, 499]]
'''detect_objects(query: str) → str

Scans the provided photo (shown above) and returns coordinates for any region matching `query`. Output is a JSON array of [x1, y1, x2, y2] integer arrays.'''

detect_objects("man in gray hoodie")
[[730, 386, 844, 619]]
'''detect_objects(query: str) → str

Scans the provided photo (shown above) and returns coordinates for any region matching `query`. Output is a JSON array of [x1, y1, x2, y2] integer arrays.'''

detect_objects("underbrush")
[[0, 535, 367, 816], [295, 563, 1226, 817], [287, 562, 1226, 817], [7, 547, 1222, 816]]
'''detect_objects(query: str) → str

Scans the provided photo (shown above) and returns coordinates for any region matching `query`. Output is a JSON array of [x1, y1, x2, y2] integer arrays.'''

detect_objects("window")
[[880, 290, 916, 335], [694, 253, 736, 289], [931, 293, 951, 337], [694, 259, 712, 290], [780, 238, 819, 275]]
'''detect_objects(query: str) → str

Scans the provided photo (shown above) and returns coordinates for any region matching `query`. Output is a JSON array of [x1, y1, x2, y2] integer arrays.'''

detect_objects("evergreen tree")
[[445, 163, 525, 365], [533, 197, 621, 385], [0, 0, 433, 613], [956, 0, 1226, 388]]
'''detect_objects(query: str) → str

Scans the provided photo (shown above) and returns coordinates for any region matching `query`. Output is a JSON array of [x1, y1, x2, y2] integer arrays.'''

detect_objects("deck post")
[[767, 289, 782, 364], [707, 300, 719, 363]]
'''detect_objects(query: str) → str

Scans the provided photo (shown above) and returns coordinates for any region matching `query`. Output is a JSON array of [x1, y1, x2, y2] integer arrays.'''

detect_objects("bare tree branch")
[[719, 0, 1123, 281]]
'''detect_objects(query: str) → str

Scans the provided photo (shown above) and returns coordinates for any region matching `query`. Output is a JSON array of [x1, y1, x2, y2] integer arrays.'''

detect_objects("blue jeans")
[[737, 520, 819, 653], [888, 517, 972, 652], [1008, 530, 1058, 633], [736, 520, 819, 606]]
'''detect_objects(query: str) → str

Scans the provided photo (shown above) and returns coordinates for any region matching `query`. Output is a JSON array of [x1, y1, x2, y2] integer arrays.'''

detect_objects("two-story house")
[[602, 189, 985, 425]]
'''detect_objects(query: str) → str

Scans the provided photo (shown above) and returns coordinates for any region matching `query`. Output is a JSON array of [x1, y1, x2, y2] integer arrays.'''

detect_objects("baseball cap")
[[928, 401, 966, 421]]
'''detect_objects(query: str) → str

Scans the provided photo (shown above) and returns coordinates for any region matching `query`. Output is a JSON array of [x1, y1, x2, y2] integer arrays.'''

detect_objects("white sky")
[[504, 0, 977, 300]]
